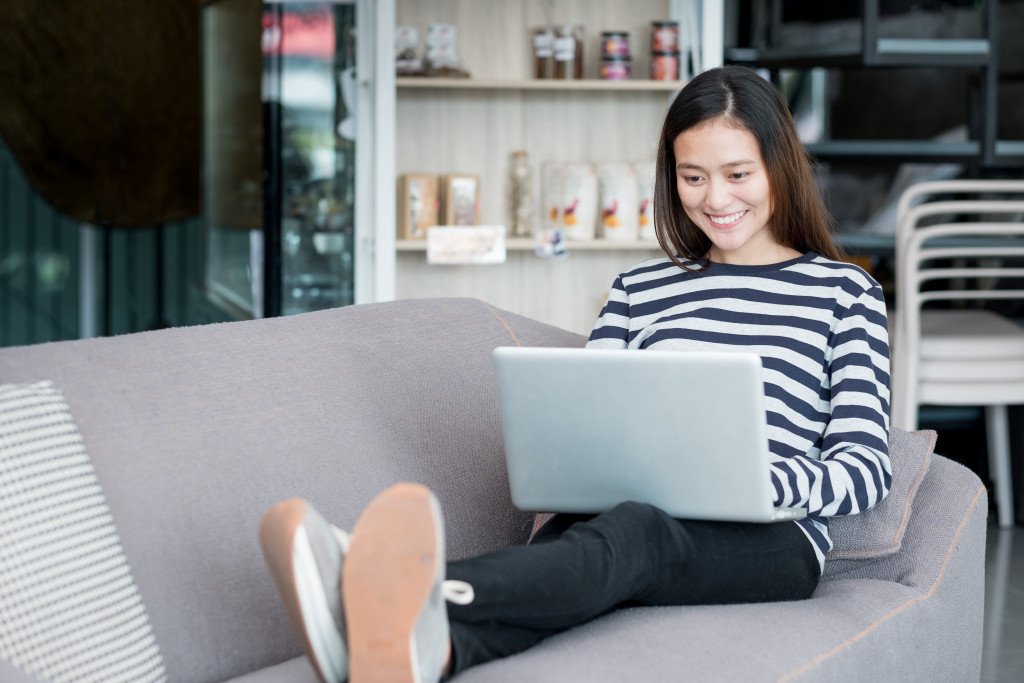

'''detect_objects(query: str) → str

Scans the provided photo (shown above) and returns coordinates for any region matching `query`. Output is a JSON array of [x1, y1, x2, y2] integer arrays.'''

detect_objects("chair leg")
[[889, 352, 917, 431], [985, 405, 1015, 529]]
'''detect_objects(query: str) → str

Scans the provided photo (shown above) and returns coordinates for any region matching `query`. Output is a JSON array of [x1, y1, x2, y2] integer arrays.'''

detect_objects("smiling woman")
[[672, 120, 797, 265], [258, 66, 894, 683], [653, 66, 840, 270]]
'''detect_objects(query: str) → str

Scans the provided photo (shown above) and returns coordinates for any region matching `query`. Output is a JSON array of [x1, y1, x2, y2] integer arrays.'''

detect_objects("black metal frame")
[[725, 0, 1020, 166], [261, 2, 284, 319]]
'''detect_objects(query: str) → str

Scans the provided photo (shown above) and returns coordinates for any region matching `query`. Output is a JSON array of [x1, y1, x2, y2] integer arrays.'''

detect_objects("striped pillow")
[[0, 381, 166, 682]]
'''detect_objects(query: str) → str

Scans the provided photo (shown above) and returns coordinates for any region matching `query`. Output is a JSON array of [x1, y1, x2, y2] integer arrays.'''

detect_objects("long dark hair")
[[654, 66, 841, 269]]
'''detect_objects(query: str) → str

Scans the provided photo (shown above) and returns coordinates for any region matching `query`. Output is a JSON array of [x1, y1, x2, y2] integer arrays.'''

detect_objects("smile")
[[708, 210, 748, 225]]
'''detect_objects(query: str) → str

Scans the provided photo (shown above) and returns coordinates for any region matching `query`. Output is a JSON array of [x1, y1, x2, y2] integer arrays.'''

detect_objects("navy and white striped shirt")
[[587, 251, 892, 572]]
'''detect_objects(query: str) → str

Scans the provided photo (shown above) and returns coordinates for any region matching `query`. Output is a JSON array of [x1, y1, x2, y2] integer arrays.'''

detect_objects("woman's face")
[[673, 119, 790, 265]]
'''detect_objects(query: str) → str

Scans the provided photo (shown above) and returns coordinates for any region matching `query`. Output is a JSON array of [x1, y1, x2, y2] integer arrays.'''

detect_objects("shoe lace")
[[442, 580, 474, 605], [331, 526, 351, 554]]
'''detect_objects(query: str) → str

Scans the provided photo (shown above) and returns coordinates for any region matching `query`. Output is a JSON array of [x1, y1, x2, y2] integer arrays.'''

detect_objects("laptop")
[[492, 346, 806, 523]]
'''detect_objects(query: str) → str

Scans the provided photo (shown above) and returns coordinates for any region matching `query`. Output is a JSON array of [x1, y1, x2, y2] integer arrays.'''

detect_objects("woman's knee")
[[595, 501, 675, 540]]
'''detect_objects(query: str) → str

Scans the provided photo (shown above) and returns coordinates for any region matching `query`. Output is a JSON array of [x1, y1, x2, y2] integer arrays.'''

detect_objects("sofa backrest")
[[0, 298, 586, 682]]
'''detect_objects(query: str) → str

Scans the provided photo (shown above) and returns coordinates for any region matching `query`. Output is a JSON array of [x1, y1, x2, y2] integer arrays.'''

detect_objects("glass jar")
[[651, 52, 679, 81], [601, 31, 630, 59], [533, 28, 554, 79], [508, 151, 533, 237], [601, 56, 631, 80], [651, 21, 679, 53], [554, 25, 584, 80]]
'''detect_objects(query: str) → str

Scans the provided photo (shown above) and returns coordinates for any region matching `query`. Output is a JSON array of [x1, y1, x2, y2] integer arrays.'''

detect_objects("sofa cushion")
[[826, 427, 935, 560], [0, 381, 165, 683]]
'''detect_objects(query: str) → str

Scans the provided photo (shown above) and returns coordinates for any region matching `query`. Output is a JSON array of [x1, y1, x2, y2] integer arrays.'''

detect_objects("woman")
[[259, 65, 891, 683]]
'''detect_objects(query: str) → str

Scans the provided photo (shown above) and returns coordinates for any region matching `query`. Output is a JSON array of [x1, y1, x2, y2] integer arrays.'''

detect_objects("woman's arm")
[[769, 284, 892, 517], [586, 276, 630, 349]]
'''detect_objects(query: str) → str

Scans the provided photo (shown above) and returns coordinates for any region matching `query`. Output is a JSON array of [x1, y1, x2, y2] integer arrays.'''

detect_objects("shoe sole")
[[259, 498, 347, 683], [344, 483, 443, 683]]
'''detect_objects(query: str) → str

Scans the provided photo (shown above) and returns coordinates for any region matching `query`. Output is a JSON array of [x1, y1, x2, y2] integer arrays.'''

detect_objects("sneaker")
[[343, 483, 474, 683], [260, 498, 351, 683]]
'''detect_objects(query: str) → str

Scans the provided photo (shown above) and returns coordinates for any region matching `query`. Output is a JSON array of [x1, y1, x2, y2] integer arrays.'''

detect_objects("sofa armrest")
[[812, 453, 988, 681], [822, 453, 987, 590]]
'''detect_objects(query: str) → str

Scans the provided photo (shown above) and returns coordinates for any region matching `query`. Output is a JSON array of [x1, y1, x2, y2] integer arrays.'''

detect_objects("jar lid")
[[601, 31, 629, 37], [601, 55, 632, 62], [651, 50, 681, 57], [652, 21, 679, 27]]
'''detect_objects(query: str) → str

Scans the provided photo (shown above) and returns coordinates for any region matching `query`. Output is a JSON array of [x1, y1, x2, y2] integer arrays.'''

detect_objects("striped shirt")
[[587, 251, 892, 572]]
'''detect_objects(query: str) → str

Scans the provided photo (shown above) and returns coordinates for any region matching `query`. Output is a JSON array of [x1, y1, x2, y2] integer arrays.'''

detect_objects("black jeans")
[[446, 501, 820, 675]]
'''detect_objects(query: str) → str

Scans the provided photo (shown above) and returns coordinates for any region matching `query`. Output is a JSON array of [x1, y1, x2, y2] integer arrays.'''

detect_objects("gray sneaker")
[[343, 483, 474, 683], [260, 498, 351, 683]]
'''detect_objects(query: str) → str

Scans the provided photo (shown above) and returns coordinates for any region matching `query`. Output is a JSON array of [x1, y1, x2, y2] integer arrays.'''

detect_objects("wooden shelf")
[[397, 77, 686, 92], [396, 238, 663, 252]]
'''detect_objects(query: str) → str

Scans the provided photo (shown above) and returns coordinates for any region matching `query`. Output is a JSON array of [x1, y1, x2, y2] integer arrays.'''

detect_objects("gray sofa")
[[0, 297, 987, 682]]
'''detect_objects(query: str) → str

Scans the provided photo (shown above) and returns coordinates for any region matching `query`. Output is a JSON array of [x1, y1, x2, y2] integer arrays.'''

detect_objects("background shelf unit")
[[394, 0, 686, 334], [726, 0, 1012, 166]]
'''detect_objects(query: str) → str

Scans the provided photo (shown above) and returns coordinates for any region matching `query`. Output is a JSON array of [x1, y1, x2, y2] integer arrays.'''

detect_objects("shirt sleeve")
[[768, 282, 892, 517], [585, 276, 630, 350]]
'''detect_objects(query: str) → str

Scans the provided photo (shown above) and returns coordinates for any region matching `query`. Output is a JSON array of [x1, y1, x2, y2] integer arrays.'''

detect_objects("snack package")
[[396, 26, 423, 76], [596, 163, 639, 241], [397, 173, 440, 239], [560, 163, 597, 241], [425, 23, 468, 77], [634, 161, 657, 242], [442, 174, 480, 225]]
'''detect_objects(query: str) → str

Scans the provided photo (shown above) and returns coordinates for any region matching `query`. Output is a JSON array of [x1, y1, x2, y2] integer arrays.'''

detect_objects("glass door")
[[263, 0, 357, 316], [202, 0, 360, 318]]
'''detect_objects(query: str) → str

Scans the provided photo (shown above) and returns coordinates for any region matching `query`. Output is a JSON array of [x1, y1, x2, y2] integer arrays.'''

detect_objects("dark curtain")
[[0, 0, 203, 227]]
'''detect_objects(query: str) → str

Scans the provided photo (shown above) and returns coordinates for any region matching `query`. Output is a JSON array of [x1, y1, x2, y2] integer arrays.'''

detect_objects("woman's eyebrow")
[[676, 159, 756, 171]]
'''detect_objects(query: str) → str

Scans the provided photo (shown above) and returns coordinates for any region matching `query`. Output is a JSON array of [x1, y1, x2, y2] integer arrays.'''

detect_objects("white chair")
[[892, 179, 1024, 529]]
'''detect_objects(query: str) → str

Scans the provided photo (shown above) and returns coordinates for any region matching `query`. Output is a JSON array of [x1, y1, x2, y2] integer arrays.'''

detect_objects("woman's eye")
[[730, 172, 748, 180], [683, 175, 703, 184]]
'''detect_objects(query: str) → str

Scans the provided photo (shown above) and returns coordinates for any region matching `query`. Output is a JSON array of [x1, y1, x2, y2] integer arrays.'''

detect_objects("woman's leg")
[[446, 501, 818, 674]]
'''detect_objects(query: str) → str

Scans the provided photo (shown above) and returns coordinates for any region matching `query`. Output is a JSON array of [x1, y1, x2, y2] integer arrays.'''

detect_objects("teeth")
[[709, 211, 747, 225]]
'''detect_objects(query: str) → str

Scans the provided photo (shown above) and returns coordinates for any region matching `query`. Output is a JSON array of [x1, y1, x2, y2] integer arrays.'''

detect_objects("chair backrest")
[[895, 180, 1024, 227], [892, 180, 1024, 429], [900, 221, 1024, 326], [895, 180, 1024, 310]]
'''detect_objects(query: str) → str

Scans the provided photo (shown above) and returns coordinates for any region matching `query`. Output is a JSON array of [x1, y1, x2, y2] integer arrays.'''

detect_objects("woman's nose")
[[705, 179, 733, 212]]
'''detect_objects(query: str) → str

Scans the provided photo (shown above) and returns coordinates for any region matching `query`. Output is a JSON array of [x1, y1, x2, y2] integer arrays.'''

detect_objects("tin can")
[[600, 57, 631, 80], [651, 21, 679, 53], [601, 31, 630, 59], [651, 51, 679, 81]]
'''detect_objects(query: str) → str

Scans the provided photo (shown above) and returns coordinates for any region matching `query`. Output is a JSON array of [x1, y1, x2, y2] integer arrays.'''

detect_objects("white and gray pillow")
[[0, 381, 165, 683]]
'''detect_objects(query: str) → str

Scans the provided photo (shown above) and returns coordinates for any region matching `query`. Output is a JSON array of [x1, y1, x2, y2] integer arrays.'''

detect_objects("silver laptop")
[[492, 346, 805, 523]]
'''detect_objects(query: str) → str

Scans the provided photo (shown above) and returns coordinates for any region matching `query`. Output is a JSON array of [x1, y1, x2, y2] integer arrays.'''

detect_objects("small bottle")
[[508, 151, 533, 237]]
